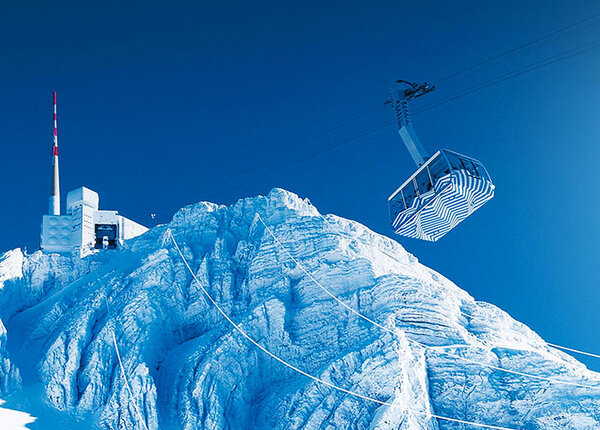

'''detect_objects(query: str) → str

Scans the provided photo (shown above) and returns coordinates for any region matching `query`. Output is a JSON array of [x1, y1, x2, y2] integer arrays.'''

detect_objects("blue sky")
[[1, 0, 600, 369]]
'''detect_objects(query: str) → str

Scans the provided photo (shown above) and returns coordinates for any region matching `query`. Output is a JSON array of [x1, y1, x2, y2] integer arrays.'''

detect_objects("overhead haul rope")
[[205, 104, 385, 202], [100, 276, 149, 430], [166, 229, 519, 430], [415, 36, 600, 116], [161, 14, 600, 217], [316, 211, 600, 361], [202, 35, 600, 202], [256, 214, 600, 391], [434, 10, 600, 84]]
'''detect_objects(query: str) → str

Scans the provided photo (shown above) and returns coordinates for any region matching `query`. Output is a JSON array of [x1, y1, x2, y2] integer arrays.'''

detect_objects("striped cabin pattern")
[[390, 169, 495, 241]]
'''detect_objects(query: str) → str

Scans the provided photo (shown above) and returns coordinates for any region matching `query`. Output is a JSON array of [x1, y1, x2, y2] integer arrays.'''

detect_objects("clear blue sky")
[[1, 0, 600, 369]]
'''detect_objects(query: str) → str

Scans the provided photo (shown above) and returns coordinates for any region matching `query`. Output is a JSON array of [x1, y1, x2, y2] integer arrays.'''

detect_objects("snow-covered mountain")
[[0, 188, 599, 429]]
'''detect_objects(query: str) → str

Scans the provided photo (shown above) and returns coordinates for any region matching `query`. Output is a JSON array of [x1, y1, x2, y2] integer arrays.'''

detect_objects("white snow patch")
[[0, 249, 23, 288], [0, 400, 35, 429]]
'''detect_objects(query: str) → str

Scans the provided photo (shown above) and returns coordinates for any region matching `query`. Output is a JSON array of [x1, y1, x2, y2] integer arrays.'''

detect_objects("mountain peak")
[[170, 188, 318, 227], [0, 189, 599, 429]]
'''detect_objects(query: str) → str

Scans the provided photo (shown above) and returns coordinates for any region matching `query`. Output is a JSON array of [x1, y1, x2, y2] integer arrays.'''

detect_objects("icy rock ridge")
[[0, 249, 23, 395], [0, 188, 598, 429], [0, 318, 21, 394]]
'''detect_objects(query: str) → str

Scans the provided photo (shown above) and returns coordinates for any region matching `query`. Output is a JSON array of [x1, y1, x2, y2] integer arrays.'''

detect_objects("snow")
[[0, 249, 23, 288], [0, 400, 35, 429], [0, 188, 599, 429]]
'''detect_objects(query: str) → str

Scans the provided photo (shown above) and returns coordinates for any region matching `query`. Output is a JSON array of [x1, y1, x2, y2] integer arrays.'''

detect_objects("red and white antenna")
[[53, 92, 58, 155], [49, 91, 60, 215]]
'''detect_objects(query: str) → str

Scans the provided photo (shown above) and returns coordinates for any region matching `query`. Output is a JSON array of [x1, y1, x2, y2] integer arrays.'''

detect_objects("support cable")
[[205, 104, 385, 201], [459, 309, 600, 360], [102, 284, 149, 430], [167, 229, 520, 430], [317, 212, 600, 363], [257, 214, 600, 391], [546, 344, 600, 360]]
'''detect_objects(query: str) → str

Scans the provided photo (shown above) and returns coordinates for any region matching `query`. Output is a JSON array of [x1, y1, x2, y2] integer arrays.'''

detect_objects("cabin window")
[[390, 199, 405, 218], [459, 158, 479, 177], [427, 154, 450, 184], [403, 181, 418, 208], [473, 161, 490, 181], [445, 152, 463, 171], [416, 168, 433, 195]]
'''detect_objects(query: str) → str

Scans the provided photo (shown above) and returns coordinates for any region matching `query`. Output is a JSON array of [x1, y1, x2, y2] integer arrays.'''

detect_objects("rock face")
[[0, 249, 23, 394], [0, 319, 20, 395], [0, 188, 599, 429]]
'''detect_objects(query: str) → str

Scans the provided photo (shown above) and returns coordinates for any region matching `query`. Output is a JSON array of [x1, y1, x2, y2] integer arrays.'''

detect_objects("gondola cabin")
[[388, 149, 494, 241]]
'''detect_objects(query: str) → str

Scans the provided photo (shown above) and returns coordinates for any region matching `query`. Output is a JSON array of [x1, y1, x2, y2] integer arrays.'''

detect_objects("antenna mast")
[[49, 91, 60, 215]]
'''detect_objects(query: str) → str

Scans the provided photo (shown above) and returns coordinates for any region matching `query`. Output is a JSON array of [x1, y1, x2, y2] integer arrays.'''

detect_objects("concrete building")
[[40, 92, 148, 257]]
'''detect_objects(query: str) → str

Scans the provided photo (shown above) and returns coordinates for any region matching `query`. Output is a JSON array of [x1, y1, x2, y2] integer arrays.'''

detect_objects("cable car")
[[386, 81, 495, 241]]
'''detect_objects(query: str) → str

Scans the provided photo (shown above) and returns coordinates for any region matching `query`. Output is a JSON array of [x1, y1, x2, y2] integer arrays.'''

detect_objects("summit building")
[[40, 92, 148, 257]]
